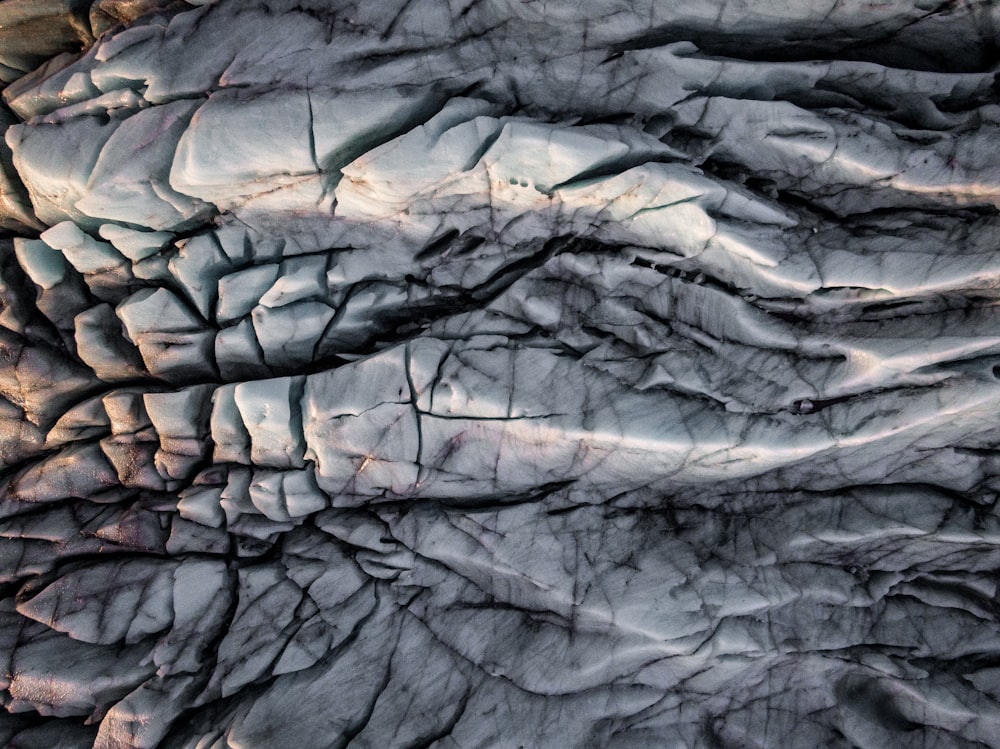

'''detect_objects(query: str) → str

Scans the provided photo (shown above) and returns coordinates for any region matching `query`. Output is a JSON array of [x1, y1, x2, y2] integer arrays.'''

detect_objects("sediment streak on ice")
[[1, 0, 1000, 747]]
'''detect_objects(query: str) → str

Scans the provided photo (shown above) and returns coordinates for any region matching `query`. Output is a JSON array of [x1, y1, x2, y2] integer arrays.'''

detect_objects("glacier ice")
[[2, 0, 1000, 747]]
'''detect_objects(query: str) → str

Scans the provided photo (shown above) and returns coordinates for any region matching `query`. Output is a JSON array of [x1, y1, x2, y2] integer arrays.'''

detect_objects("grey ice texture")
[[1, 0, 1000, 747]]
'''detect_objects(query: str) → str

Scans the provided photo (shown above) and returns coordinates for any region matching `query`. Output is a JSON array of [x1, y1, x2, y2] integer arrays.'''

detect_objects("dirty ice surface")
[[2, 1, 1000, 747]]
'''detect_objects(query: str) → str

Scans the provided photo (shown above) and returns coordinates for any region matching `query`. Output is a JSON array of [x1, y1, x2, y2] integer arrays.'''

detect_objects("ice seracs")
[[2, 0, 1000, 747]]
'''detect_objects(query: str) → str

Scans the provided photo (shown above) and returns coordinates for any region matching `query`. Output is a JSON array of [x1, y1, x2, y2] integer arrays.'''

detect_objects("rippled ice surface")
[[2, 1, 1000, 747]]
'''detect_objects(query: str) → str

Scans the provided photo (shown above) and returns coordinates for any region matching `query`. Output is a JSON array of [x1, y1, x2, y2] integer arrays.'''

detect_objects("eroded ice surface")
[[2, 1, 1000, 747]]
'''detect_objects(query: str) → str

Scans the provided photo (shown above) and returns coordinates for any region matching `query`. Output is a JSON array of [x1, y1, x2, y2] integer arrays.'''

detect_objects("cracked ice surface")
[[1, 0, 1000, 746]]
